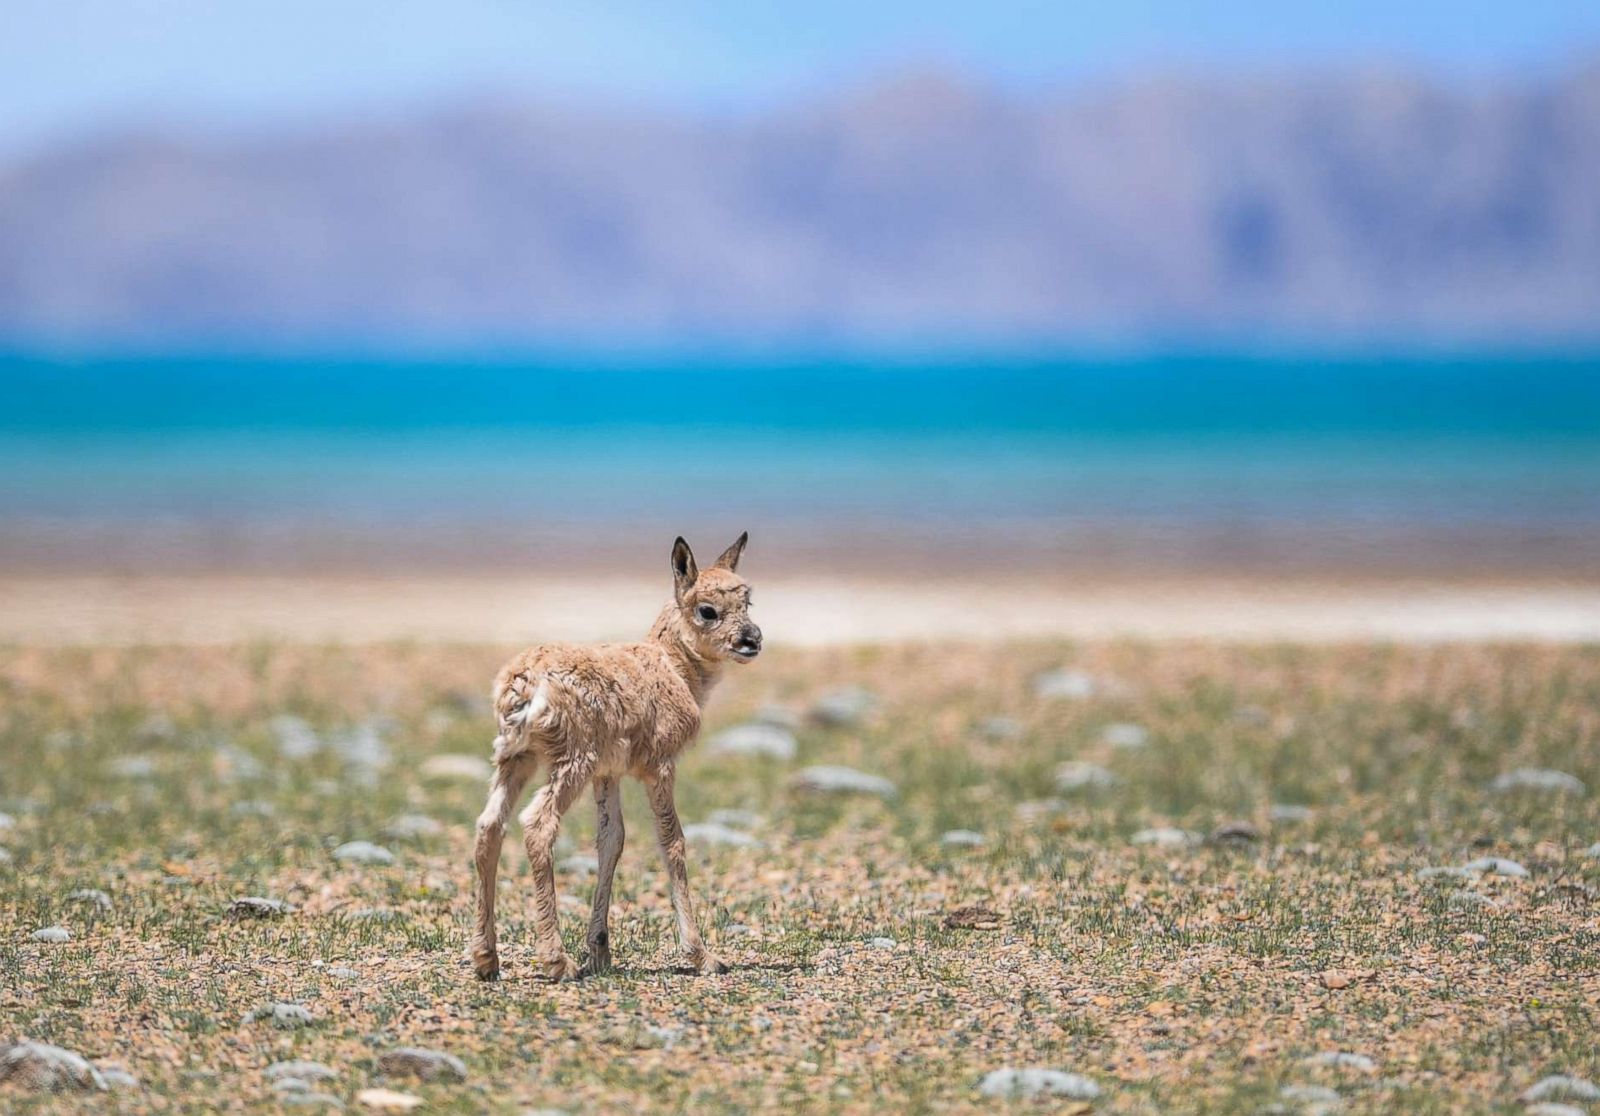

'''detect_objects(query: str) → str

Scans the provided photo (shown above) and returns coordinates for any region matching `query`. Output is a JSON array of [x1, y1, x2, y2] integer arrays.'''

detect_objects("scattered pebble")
[[378, 1046, 467, 1082], [229, 896, 294, 918], [977, 1067, 1100, 1100], [1418, 866, 1473, 880], [1521, 1075, 1600, 1103], [941, 829, 986, 848], [1210, 821, 1262, 845], [1101, 722, 1149, 748], [1055, 761, 1117, 791], [1463, 857, 1530, 878], [1525, 1105, 1586, 1116], [1586, 841, 1600, 859], [95, 1063, 138, 1090], [333, 840, 396, 866], [752, 703, 801, 730], [704, 723, 797, 760], [1306, 1052, 1376, 1072], [808, 686, 878, 727], [1490, 768, 1586, 795], [273, 715, 321, 758], [1131, 827, 1201, 848], [283, 1092, 346, 1109], [266, 1061, 339, 1084], [792, 765, 896, 798], [683, 821, 762, 848], [707, 808, 764, 829], [273, 1076, 312, 1093], [31, 926, 71, 943], [1014, 798, 1066, 823], [107, 755, 158, 778], [0, 811, 15, 831], [0, 1041, 107, 1091], [977, 716, 1023, 741], [384, 814, 443, 840], [1032, 669, 1096, 701], [419, 754, 491, 781], [868, 936, 897, 950], [356, 1087, 424, 1111], [244, 1002, 315, 1028], [1271, 804, 1315, 823]]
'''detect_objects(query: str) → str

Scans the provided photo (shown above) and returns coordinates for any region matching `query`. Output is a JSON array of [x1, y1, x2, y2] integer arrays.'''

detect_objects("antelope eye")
[[696, 604, 719, 623]]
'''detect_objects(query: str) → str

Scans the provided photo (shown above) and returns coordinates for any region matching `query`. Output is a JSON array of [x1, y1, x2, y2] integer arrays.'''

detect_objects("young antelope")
[[470, 533, 762, 981]]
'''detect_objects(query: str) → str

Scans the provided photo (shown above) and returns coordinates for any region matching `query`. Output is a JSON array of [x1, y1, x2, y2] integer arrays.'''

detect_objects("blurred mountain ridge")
[[3, 58, 1600, 346]]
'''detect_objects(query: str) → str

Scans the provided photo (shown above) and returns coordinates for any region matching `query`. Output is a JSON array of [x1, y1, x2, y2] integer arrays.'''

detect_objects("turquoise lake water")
[[3, 350, 1597, 574]]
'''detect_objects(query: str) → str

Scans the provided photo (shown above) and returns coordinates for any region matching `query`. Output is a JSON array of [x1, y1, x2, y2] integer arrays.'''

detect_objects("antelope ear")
[[712, 531, 748, 572], [670, 537, 698, 601]]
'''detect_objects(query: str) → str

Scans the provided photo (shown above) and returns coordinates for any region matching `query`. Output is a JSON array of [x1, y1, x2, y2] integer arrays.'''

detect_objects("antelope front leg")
[[470, 751, 534, 980], [581, 777, 625, 976], [519, 761, 590, 982], [646, 767, 727, 975]]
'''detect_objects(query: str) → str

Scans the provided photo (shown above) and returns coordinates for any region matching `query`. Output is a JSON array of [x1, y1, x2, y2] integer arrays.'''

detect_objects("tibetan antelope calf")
[[470, 533, 762, 981]]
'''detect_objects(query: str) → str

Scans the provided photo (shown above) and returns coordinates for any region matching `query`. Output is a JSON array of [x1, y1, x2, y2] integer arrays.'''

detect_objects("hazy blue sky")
[[5, 0, 1600, 154]]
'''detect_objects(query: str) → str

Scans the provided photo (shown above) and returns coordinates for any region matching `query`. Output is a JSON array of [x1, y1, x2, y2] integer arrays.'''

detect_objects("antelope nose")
[[739, 625, 763, 649]]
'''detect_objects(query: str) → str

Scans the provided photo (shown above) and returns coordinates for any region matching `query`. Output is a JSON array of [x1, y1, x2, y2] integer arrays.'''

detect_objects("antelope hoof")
[[538, 952, 582, 983], [692, 950, 730, 976], [579, 945, 613, 978], [471, 946, 500, 982]]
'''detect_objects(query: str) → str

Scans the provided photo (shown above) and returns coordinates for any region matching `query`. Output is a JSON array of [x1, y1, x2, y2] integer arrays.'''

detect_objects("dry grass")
[[2, 640, 1598, 1113]]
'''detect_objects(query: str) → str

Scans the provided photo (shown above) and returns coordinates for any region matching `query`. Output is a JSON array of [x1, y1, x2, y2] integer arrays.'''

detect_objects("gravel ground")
[[1, 641, 1597, 1113]]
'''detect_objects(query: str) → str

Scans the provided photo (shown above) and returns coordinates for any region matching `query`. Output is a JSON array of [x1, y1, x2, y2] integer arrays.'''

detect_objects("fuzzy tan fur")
[[470, 533, 760, 981]]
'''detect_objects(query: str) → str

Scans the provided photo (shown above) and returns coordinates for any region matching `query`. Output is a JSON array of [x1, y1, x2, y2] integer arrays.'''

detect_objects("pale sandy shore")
[[2, 575, 1598, 645]]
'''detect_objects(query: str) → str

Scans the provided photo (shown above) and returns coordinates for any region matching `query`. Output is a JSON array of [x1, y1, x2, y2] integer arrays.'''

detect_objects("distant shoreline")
[[5, 573, 1598, 645]]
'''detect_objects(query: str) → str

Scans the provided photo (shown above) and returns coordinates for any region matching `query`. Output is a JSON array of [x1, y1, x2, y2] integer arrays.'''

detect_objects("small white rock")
[[67, 888, 113, 911], [1490, 768, 1586, 795], [107, 755, 158, 778], [809, 686, 878, 727], [267, 1060, 339, 1083], [1055, 761, 1117, 792], [1417, 866, 1473, 880], [356, 1088, 423, 1111], [1522, 1075, 1600, 1103], [1524, 1104, 1586, 1116], [977, 1067, 1100, 1099], [1033, 669, 1096, 701], [229, 896, 294, 918], [977, 716, 1023, 741], [1463, 857, 1530, 879], [1101, 722, 1149, 748], [683, 822, 762, 848], [383, 814, 443, 840], [792, 765, 896, 798], [1306, 1052, 1376, 1072], [31, 926, 71, 943], [0, 1041, 107, 1091], [1131, 827, 1201, 848], [333, 841, 396, 866], [244, 1002, 315, 1028], [940, 829, 986, 848], [705, 723, 797, 760]]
